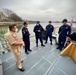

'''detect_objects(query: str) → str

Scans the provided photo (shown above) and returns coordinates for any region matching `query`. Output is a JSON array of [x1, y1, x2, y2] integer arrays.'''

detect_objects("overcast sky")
[[0, 0, 76, 21]]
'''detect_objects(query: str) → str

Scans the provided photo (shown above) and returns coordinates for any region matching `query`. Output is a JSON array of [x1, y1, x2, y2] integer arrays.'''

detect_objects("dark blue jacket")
[[22, 27, 30, 41], [46, 24, 54, 35], [33, 25, 44, 37], [58, 24, 71, 37]]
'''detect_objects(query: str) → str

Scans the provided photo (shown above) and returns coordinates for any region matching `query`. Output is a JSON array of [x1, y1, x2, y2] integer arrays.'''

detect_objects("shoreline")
[[0, 21, 76, 27], [0, 22, 23, 26], [0, 21, 36, 26]]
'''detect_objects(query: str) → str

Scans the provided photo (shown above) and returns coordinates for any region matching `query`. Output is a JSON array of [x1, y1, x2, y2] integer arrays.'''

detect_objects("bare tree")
[[1, 9, 23, 22], [2, 9, 14, 19], [9, 13, 23, 22]]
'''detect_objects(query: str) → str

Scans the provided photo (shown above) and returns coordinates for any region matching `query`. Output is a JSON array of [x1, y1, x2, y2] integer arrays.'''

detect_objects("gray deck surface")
[[0, 59, 3, 75], [1, 40, 76, 75]]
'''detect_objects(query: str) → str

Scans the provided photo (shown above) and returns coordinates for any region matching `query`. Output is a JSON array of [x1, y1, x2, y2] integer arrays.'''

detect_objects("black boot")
[[18, 67, 25, 72], [36, 43, 38, 47], [50, 42, 53, 45], [45, 41, 47, 44], [28, 49, 32, 51], [56, 46, 60, 49], [25, 52, 29, 54], [41, 44, 45, 47], [50, 41, 53, 45], [59, 48, 62, 51]]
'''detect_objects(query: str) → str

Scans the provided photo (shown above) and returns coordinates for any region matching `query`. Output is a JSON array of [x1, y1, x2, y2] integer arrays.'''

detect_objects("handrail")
[[53, 26, 60, 34], [53, 26, 76, 35]]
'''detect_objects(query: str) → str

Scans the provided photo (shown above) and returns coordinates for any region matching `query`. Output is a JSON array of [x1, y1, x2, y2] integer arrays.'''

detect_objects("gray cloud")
[[0, 0, 76, 21]]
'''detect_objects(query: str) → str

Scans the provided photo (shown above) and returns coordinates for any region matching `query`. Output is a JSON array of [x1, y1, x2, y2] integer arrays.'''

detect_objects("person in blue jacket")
[[45, 21, 54, 45], [57, 19, 71, 51], [22, 22, 32, 54], [33, 21, 45, 47]]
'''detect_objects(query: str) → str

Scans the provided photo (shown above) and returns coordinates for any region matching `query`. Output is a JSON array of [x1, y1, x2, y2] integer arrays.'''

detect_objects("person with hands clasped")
[[33, 21, 45, 47], [5, 24, 25, 72]]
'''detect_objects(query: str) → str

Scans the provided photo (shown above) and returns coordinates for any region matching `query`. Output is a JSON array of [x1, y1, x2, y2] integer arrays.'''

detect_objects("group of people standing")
[[22, 20, 54, 54], [33, 21, 54, 47], [5, 19, 71, 72]]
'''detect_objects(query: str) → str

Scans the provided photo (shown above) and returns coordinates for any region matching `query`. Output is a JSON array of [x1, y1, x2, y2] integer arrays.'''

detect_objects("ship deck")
[[0, 39, 76, 75], [0, 26, 76, 75]]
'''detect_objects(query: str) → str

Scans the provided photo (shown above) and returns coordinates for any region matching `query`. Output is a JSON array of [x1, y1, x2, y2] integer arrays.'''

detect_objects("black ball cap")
[[62, 19, 67, 23], [37, 21, 40, 24], [49, 21, 52, 23], [23, 22, 27, 25]]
